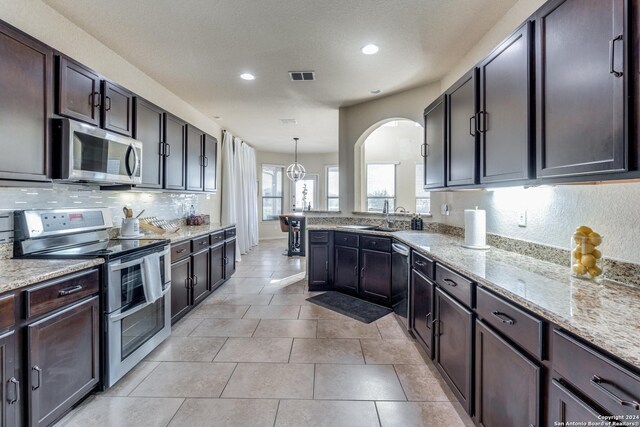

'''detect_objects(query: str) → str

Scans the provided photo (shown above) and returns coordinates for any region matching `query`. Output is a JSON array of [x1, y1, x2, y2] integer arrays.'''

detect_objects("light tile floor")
[[56, 239, 474, 427]]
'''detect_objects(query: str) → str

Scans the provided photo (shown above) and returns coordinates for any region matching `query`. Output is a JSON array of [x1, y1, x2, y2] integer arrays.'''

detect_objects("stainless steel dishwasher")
[[391, 242, 410, 328]]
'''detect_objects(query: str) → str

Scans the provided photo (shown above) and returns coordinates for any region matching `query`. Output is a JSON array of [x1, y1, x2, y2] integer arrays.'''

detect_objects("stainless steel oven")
[[52, 118, 143, 185], [105, 245, 171, 387]]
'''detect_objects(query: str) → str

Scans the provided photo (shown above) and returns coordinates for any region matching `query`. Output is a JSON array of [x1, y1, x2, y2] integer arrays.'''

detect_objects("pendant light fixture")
[[286, 137, 306, 182]]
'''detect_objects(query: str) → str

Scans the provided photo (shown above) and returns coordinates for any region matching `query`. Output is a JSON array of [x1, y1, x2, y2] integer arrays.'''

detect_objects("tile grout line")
[[252, 318, 262, 338], [272, 399, 281, 427], [163, 397, 187, 427], [373, 401, 383, 427], [312, 363, 316, 400], [217, 361, 240, 399], [210, 337, 229, 362], [391, 364, 409, 402]]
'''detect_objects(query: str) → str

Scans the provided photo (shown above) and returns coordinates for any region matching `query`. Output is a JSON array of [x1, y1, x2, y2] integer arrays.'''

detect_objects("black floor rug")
[[306, 291, 392, 323]]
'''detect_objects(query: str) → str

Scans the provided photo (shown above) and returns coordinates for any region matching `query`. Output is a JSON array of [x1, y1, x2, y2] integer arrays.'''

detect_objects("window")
[[326, 165, 339, 211], [261, 165, 283, 220], [366, 163, 395, 212], [415, 163, 431, 214], [293, 175, 318, 210]]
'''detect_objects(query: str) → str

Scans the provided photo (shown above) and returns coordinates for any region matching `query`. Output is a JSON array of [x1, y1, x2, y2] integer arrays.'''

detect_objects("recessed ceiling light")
[[361, 44, 379, 55], [370, 89, 382, 95], [240, 73, 255, 80], [213, 116, 222, 120]]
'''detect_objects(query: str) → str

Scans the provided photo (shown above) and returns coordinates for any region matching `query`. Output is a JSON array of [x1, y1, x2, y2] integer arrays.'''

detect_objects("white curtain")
[[221, 131, 259, 261]]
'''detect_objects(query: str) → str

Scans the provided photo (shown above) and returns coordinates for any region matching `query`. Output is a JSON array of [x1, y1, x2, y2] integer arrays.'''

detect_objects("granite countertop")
[[128, 223, 236, 244], [308, 225, 640, 368], [0, 258, 105, 294]]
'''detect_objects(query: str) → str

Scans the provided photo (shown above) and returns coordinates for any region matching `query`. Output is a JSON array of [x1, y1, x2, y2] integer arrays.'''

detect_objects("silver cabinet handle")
[[32, 366, 42, 390], [58, 285, 83, 297], [591, 375, 640, 410], [7, 377, 19, 404], [609, 34, 623, 77]]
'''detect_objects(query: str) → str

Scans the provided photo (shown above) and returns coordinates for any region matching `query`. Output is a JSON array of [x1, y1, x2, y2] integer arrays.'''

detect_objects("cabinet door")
[[446, 68, 478, 187], [56, 56, 100, 126], [475, 320, 540, 427], [185, 124, 204, 192], [224, 240, 236, 279], [360, 249, 391, 303], [134, 97, 164, 189], [0, 330, 17, 427], [548, 380, 603, 425], [536, 0, 626, 178], [102, 81, 133, 136], [308, 243, 331, 289], [210, 243, 225, 291], [203, 134, 218, 192], [334, 245, 359, 294], [435, 288, 474, 414], [479, 23, 533, 184], [171, 257, 191, 322], [164, 113, 187, 190], [192, 250, 210, 305], [410, 269, 434, 359], [423, 95, 446, 189], [0, 23, 52, 181], [28, 296, 99, 427]]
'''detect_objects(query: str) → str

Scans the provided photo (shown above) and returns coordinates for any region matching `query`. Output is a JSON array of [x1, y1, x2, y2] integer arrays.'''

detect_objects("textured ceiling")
[[43, 0, 517, 153]]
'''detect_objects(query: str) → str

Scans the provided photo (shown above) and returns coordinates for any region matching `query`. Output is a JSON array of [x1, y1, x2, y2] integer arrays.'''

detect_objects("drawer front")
[[210, 231, 224, 246], [26, 269, 99, 319], [225, 227, 236, 240], [553, 329, 640, 416], [309, 231, 330, 244], [171, 241, 191, 262], [412, 251, 435, 279], [0, 294, 15, 330], [334, 232, 358, 248], [192, 235, 210, 251], [435, 264, 473, 307], [360, 235, 391, 252], [476, 287, 543, 359]]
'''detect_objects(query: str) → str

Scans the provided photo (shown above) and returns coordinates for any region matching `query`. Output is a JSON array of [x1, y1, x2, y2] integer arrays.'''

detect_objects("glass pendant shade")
[[286, 137, 306, 181]]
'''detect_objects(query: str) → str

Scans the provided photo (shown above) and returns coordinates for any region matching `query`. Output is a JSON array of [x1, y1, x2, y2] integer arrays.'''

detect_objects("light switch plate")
[[518, 210, 527, 227]]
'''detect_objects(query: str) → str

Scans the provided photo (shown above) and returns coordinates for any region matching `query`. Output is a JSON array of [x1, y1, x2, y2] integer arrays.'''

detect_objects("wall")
[[0, 0, 224, 223], [361, 120, 423, 212], [255, 150, 338, 240]]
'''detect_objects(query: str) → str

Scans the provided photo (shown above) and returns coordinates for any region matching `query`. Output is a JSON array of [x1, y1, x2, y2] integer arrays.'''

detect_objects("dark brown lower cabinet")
[[435, 288, 474, 414], [191, 249, 210, 305], [210, 243, 225, 291], [224, 239, 236, 279], [548, 380, 603, 425], [27, 296, 99, 427], [308, 241, 332, 289], [410, 269, 434, 359], [360, 249, 391, 303], [0, 330, 17, 427], [475, 320, 540, 427], [171, 257, 191, 322], [334, 245, 359, 294]]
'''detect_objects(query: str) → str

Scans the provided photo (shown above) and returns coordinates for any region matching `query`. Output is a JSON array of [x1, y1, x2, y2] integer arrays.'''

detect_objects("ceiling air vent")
[[280, 119, 298, 125], [289, 71, 315, 81]]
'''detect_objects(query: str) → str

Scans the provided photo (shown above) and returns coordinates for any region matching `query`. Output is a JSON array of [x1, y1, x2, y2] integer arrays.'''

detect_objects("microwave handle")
[[125, 144, 134, 178], [131, 144, 140, 178], [108, 284, 171, 322]]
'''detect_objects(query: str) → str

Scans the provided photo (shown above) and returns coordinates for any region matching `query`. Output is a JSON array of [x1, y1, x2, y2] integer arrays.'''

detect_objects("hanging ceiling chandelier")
[[286, 137, 306, 182]]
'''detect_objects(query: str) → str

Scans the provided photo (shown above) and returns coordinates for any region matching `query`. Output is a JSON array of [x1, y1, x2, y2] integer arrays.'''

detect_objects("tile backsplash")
[[0, 183, 219, 241]]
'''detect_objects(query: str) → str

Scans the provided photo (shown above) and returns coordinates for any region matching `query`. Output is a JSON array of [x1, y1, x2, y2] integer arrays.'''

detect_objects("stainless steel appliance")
[[391, 242, 410, 328], [52, 118, 143, 185], [13, 208, 171, 388]]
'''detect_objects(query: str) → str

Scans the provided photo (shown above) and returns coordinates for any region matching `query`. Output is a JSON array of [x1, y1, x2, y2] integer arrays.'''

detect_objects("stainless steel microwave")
[[53, 118, 143, 185]]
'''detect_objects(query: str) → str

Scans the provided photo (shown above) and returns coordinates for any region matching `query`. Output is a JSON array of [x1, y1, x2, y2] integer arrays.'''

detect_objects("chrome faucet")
[[395, 206, 406, 213], [383, 200, 394, 228]]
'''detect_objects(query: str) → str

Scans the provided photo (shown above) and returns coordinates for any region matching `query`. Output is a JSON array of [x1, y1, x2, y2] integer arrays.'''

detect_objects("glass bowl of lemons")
[[571, 225, 604, 282]]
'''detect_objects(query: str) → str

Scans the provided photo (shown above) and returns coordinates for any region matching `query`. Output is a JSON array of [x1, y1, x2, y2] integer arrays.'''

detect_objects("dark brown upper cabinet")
[[134, 97, 164, 189], [101, 80, 133, 137], [56, 56, 101, 126], [0, 21, 53, 182], [185, 124, 204, 192], [446, 68, 479, 187], [479, 22, 534, 184], [535, 0, 627, 178], [163, 113, 187, 191], [423, 95, 447, 189], [203, 133, 218, 192]]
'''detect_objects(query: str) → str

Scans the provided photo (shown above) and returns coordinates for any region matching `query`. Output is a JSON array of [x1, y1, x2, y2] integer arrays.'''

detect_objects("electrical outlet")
[[441, 204, 450, 216], [518, 210, 527, 227]]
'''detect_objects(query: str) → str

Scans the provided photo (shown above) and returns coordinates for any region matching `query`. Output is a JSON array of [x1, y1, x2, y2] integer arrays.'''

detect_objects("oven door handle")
[[108, 284, 171, 322], [110, 257, 145, 272]]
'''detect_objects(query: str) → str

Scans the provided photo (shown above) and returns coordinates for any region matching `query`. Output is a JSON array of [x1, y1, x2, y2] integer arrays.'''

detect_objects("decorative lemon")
[[576, 225, 593, 235], [572, 263, 588, 275], [581, 254, 597, 268], [572, 247, 582, 259], [573, 231, 587, 245], [580, 243, 595, 254], [592, 249, 602, 259], [588, 266, 603, 277], [587, 232, 602, 246]]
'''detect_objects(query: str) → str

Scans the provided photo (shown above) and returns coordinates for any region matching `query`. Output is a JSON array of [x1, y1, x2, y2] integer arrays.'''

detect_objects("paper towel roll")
[[463, 208, 490, 250]]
